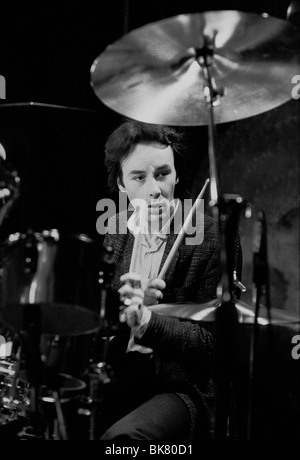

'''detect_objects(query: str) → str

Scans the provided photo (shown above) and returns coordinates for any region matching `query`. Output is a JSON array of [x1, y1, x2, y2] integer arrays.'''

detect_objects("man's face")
[[118, 142, 178, 225]]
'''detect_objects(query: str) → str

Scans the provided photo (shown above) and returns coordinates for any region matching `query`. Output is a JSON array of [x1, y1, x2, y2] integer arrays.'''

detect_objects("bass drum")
[[0, 230, 103, 378]]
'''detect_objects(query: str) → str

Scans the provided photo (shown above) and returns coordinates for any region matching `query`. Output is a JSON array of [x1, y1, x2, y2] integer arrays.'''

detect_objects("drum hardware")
[[19, 303, 44, 438], [77, 241, 118, 440], [194, 47, 250, 437], [39, 373, 86, 440], [0, 332, 89, 440], [0, 144, 20, 229], [0, 353, 30, 440], [248, 210, 271, 439], [149, 300, 300, 327], [91, 11, 300, 126], [80, 360, 113, 440], [0, 8, 298, 441], [252, 211, 271, 316], [0, 355, 30, 417], [0, 230, 101, 336], [98, 243, 120, 337], [4, 346, 23, 412], [210, 195, 251, 440], [0, 101, 99, 113], [0, 230, 103, 439]]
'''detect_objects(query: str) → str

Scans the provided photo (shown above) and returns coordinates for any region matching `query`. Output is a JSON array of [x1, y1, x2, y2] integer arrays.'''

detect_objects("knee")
[[100, 424, 128, 440], [100, 421, 144, 441]]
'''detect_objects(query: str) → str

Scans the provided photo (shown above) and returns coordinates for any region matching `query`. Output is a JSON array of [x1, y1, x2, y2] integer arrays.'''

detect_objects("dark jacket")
[[103, 209, 241, 438], [105, 209, 221, 303]]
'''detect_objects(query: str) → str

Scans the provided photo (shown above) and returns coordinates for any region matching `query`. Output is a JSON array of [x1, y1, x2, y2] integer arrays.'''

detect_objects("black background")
[[0, 0, 299, 440], [0, 0, 297, 239]]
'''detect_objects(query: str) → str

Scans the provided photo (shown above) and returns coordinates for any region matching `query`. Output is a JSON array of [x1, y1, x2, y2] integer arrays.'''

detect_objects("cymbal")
[[0, 303, 100, 336], [149, 299, 300, 328], [0, 102, 98, 113], [91, 11, 300, 126]]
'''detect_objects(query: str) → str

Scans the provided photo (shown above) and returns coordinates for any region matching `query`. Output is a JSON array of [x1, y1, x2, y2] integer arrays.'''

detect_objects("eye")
[[156, 170, 169, 179], [133, 175, 145, 182]]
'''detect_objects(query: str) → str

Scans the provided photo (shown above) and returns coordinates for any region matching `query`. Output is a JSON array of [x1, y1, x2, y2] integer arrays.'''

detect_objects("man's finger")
[[148, 278, 166, 290], [145, 288, 163, 300], [120, 272, 142, 286], [118, 285, 134, 296]]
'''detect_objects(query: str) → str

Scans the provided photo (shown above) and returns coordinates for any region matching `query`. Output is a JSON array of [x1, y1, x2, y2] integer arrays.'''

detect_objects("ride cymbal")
[[149, 299, 300, 327], [91, 10, 300, 126]]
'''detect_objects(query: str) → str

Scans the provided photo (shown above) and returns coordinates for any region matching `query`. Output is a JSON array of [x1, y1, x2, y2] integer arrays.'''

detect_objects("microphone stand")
[[196, 41, 250, 440]]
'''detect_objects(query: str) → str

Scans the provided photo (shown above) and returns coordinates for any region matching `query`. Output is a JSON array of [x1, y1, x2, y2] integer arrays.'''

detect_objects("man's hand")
[[118, 273, 166, 328], [143, 278, 166, 306], [118, 273, 144, 328]]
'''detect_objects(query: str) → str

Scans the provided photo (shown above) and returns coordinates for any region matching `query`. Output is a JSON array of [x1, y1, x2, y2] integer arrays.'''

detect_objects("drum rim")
[[4, 230, 95, 245]]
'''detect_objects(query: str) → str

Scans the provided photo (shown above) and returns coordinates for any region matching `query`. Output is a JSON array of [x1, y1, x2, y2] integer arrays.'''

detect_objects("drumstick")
[[129, 201, 148, 274], [157, 178, 210, 280], [129, 231, 140, 275], [120, 232, 141, 313]]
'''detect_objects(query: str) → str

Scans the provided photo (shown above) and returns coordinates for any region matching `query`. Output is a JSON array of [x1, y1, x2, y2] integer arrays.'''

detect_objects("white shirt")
[[126, 200, 180, 353]]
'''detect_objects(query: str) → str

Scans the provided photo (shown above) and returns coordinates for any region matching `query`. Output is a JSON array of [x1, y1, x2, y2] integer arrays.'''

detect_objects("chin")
[[148, 209, 168, 224]]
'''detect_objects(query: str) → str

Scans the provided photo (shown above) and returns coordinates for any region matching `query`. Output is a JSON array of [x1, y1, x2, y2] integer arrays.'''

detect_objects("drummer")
[[99, 119, 242, 441]]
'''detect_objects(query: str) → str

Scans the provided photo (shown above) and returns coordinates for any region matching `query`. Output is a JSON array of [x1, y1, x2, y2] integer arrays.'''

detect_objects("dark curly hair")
[[104, 119, 189, 199]]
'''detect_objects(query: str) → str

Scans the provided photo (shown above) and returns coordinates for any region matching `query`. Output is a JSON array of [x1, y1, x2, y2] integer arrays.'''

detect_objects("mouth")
[[148, 204, 162, 209], [148, 199, 165, 208], [148, 203, 164, 214]]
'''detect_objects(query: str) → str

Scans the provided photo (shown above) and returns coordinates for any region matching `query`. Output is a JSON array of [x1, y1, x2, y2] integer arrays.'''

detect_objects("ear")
[[117, 177, 126, 193], [175, 176, 179, 184]]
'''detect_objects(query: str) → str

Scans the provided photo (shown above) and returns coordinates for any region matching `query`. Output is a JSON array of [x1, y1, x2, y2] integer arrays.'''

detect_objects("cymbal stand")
[[20, 304, 44, 439], [196, 41, 250, 440], [87, 243, 119, 440], [7, 345, 22, 409], [247, 210, 272, 439], [18, 306, 69, 440], [41, 368, 70, 440]]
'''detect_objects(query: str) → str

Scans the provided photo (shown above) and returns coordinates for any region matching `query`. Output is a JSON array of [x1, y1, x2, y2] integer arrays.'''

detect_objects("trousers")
[[100, 392, 191, 441]]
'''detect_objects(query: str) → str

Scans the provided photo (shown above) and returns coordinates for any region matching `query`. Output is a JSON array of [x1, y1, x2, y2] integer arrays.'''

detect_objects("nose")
[[149, 178, 161, 200]]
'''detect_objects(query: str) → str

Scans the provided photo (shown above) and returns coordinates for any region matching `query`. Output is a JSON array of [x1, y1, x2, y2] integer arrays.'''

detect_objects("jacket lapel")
[[111, 232, 134, 290], [111, 202, 199, 290], [158, 232, 180, 285]]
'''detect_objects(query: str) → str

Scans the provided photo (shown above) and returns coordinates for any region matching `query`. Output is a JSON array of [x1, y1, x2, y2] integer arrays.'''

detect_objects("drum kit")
[[0, 8, 300, 440]]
